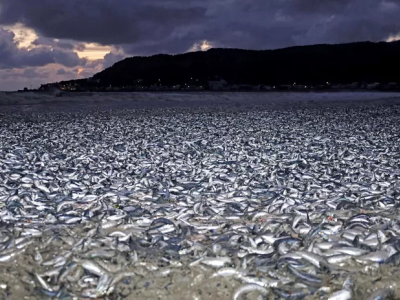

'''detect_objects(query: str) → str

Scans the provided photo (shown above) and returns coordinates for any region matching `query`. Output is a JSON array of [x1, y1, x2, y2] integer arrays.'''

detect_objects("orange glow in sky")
[[387, 34, 400, 42], [4, 24, 111, 61], [75, 43, 113, 60], [4, 23, 38, 49], [189, 40, 213, 52]]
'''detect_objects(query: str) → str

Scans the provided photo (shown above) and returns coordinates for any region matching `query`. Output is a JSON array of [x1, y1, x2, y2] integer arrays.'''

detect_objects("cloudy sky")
[[0, 0, 399, 91]]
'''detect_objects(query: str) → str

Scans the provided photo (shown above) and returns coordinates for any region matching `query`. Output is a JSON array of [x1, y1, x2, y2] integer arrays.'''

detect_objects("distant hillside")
[[52, 41, 400, 91], [90, 41, 400, 86]]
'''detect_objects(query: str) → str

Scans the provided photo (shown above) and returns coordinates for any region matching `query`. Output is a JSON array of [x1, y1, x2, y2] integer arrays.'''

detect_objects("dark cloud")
[[0, 0, 207, 46], [56, 67, 66, 75], [32, 37, 86, 51], [1, 0, 400, 56], [103, 51, 126, 68], [21, 68, 48, 78], [286, 0, 351, 15], [56, 67, 76, 78], [0, 28, 87, 68]]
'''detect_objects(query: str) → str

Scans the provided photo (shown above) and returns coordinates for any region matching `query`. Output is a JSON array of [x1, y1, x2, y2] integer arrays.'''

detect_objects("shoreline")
[[1, 91, 400, 112]]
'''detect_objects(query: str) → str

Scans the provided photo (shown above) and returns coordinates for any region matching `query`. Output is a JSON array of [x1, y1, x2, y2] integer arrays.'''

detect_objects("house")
[[208, 78, 227, 90], [39, 84, 63, 96], [367, 83, 380, 90], [150, 84, 161, 91], [235, 84, 260, 90], [380, 82, 399, 90], [87, 77, 100, 83], [261, 85, 273, 91], [350, 82, 360, 89], [279, 84, 293, 90], [171, 85, 181, 90]]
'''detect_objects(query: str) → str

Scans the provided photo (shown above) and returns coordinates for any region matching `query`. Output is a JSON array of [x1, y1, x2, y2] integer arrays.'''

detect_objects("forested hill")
[[92, 41, 400, 86]]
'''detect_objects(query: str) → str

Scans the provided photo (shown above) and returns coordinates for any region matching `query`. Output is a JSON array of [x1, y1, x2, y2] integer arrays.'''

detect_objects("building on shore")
[[208, 78, 227, 90]]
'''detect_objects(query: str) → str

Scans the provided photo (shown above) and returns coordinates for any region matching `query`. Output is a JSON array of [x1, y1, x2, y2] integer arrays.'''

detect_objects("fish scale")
[[0, 103, 399, 299]]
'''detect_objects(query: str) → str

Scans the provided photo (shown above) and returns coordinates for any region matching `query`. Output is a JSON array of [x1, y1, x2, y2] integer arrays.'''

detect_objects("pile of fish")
[[1, 103, 400, 299]]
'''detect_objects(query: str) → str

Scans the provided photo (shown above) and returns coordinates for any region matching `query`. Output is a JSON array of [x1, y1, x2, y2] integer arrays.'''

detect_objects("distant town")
[[21, 78, 400, 94]]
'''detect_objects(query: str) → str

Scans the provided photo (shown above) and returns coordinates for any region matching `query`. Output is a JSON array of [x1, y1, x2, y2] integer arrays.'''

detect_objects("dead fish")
[[0, 102, 400, 300]]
